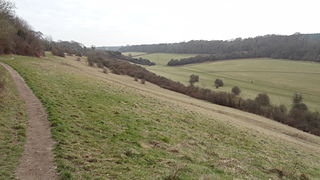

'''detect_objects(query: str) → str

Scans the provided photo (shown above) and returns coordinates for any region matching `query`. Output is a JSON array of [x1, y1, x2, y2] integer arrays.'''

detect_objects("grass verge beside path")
[[0, 64, 27, 180]]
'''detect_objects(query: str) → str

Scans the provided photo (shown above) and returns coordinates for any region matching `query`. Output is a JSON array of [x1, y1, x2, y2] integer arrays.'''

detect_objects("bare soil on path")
[[0, 62, 58, 180]]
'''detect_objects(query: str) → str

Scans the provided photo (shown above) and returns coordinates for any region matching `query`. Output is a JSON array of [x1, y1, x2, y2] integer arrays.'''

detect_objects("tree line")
[[42, 39, 155, 66], [87, 50, 320, 136], [167, 53, 251, 66], [119, 33, 320, 65], [0, 0, 43, 56]]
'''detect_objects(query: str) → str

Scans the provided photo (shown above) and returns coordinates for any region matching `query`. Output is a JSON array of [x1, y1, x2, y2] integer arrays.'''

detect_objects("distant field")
[[2, 55, 320, 179], [122, 52, 148, 57], [146, 58, 320, 111], [123, 52, 202, 65]]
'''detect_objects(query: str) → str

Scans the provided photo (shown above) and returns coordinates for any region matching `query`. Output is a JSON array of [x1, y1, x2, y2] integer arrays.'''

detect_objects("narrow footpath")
[[0, 62, 58, 180]]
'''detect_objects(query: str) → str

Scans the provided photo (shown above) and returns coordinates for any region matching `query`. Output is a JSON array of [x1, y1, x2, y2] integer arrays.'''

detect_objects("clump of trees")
[[214, 79, 224, 88], [0, 0, 43, 56]]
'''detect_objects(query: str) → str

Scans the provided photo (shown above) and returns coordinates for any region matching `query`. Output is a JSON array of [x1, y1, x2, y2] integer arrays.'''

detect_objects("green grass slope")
[[1, 55, 320, 179], [146, 58, 320, 111], [0, 65, 27, 179], [123, 52, 202, 65]]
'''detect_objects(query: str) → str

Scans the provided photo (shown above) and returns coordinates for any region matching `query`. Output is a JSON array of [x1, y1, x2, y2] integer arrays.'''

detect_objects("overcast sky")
[[13, 0, 320, 46]]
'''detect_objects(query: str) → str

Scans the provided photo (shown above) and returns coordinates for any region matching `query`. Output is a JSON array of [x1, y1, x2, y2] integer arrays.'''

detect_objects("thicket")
[[87, 50, 320, 136], [0, 0, 43, 56]]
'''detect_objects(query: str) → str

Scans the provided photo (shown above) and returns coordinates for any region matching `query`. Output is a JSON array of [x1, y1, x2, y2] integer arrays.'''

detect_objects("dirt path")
[[0, 63, 58, 180]]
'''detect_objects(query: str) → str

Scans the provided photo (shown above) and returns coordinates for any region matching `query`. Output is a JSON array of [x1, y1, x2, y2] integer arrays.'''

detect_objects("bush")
[[214, 79, 224, 88], [231, 86, 241, 95], [140, 79, 146, 84], [255, 93, 270, 106], [189, 74, 199, 86], [51, 47, 65, 57], [102, 67, 108, 74]]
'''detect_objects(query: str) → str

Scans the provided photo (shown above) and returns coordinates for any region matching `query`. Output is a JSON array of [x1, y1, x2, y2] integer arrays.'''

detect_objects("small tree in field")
[[255, 93, 270, 106], [134, 77, 138, 81], [231, 86, 241, 95], [140, 79, 146, 84], [189, 74, 199, 86], [290, 93, 308, 118], [214, 79, 224, 88]]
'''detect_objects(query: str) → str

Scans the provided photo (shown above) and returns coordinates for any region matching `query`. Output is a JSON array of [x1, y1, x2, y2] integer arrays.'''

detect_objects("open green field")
[[122, 52, 149, 57], [146, 58, 320, 111], [1, 55, 320, 179], [0, 65, 27, 179], [123, 52, 202, 65]]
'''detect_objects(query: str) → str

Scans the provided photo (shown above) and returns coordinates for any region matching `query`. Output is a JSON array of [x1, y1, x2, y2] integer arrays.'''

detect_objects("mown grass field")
[[0, 64, 27, 179], [123, 52, 202, 65], [1, 55, 320, 179], [145, 57, 320, 111]]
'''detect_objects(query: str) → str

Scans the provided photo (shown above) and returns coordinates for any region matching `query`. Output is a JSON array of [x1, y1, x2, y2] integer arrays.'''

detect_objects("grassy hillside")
[[123, 52, 201, 65], [0, 65, 27, 179], [1, 55, 320, 179], [146, 58, 320, 111]]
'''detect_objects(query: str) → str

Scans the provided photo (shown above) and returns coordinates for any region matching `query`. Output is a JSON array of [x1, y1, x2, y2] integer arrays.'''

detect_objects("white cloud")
[[13, 0, 320, 46]]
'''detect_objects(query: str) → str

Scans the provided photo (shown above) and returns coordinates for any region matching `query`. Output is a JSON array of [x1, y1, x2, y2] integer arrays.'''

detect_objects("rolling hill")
[[127, 54, 320, 111], [1, 54, 320, 179]]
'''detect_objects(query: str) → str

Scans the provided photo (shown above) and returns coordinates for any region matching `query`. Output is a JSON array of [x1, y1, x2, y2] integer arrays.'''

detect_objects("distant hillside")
[[97, 46, 122, 51], [119, 33, 320, 65]]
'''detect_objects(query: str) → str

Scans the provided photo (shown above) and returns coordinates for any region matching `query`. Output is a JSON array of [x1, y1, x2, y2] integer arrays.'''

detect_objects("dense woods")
[[0, 0, 43, 56], [119, 33, 320, 65], [87, 50, 320, 136]]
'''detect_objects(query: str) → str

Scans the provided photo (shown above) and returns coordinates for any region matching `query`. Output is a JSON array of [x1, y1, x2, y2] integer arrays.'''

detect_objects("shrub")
[[51, 47, 65, 57], [255, 93, 270, 106], [140, 79, 146, 84], [231, 86, 241, 95], [102, 67, 108, 74], [214, 79, 224, 88], [189, 74, 199, 86]]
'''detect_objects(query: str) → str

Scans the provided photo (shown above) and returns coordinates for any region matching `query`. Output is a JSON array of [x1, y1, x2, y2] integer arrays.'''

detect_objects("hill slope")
[[146, 58, 320, 111], [1, 55, 320, 179], [119, 34, 320, 63]]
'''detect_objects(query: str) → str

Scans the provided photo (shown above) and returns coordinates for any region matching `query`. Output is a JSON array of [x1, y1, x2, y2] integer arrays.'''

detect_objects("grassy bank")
[[0, 64, 27, 179], [1, 55, 320, 179]]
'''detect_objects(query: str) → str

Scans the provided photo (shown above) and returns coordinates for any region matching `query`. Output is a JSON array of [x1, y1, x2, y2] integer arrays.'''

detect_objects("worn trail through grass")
[[0, 62, 58, 180]]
